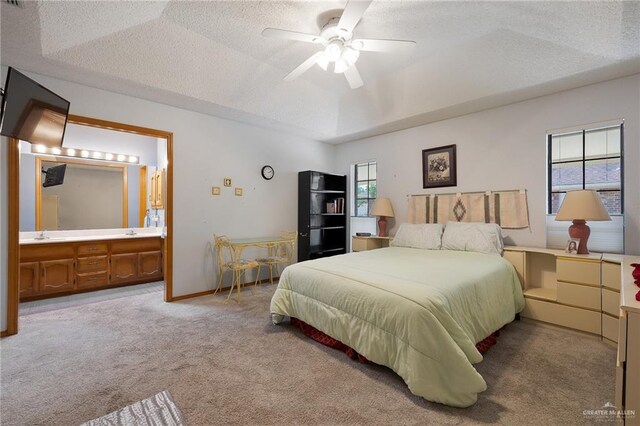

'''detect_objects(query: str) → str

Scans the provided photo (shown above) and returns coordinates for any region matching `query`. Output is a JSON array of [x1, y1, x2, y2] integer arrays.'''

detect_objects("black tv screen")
[[42, 164, 67, 187], [0, 67, 70, 147]]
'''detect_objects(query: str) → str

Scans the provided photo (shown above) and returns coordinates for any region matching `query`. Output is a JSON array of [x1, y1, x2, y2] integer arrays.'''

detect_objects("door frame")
[[4, 115, 175, 337]]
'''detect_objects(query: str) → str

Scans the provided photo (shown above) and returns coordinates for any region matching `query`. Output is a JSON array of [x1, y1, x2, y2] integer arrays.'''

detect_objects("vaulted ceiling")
[[2, 1, 639, 143]]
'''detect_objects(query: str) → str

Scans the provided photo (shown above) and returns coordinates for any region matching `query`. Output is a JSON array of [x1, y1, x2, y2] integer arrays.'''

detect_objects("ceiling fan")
[[262, 0, 416, 89]]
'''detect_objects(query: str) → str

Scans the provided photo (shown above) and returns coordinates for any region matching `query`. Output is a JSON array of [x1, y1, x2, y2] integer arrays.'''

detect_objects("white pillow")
[[390, 223, 443, 250], [441, 222, 504, 255]]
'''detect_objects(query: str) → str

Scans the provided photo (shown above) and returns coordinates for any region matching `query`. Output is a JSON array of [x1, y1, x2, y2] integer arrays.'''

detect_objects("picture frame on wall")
[[422, 144, 457, 189]]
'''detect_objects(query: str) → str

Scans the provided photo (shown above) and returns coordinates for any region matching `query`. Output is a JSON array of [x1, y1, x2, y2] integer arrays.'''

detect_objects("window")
[[353, 161, 377, 217], [546, 123, 624, 253], [548, 124, 623, 214]]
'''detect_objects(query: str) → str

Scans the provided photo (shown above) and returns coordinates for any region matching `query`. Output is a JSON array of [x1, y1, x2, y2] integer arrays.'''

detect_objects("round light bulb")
[[128, 156, 138, 163], [93, 152, 103, 159], [35, 144, 47, 153], [66, 148, 76, 156], [51, 148, 61, 155], [117, 154, 126, 162], [81, 150, 90, 158], [105, 153, 114, 161]]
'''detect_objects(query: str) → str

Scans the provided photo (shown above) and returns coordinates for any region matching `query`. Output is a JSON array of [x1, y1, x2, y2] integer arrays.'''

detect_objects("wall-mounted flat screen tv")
[[42, 163, 67, 187], [0, 67, 70, 147]]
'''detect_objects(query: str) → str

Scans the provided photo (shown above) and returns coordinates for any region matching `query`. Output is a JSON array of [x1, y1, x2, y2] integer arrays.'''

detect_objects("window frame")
[[353, 161, 377, 218], [547, 123, 624, 215]]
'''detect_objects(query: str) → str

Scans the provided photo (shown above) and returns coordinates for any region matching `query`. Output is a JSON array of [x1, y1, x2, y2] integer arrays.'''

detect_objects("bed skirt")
[[290, 317, 500, 364]]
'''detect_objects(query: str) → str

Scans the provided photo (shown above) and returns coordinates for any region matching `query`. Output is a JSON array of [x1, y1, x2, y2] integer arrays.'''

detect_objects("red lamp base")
[[568, 219, 591, 255], [378, 216, 388, 237]]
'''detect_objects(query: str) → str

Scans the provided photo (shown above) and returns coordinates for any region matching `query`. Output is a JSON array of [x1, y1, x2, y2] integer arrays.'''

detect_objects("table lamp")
[[371, 197, 395, 237], [555, 190, 611, 254]]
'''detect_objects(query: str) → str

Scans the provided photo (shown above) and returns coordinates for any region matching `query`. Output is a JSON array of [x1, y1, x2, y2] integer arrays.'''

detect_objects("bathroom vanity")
[[19, 229, 164, 301]]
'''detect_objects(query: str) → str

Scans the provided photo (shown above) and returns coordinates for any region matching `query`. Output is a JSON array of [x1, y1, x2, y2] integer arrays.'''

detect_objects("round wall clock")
[[261, 165, 275, 180]]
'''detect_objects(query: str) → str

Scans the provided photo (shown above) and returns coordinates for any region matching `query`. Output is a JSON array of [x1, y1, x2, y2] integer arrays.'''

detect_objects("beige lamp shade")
[[555, 190, 611, 221], [371, 197, 395, 218]]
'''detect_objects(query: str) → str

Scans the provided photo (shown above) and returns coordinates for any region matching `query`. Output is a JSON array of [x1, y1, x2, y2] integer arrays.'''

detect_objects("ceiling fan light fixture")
[[316, 52, 329, 70], [334, 58, 350, 74], [342, 46, 360, 64], [325, 42, 342, 62]]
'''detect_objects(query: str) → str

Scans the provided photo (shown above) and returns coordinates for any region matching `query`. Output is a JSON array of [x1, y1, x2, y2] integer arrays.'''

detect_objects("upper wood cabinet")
[[150, 169, 165, 209]]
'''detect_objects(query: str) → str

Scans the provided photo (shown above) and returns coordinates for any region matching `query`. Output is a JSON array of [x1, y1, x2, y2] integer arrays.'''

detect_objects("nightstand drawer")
[[602, 313, 619, 343], [522, 298, 601, 334], [602, 288, 620, 317], [557, 258, 600, 286], [602, 261, 621, 291], [557, 281, 601, 310]]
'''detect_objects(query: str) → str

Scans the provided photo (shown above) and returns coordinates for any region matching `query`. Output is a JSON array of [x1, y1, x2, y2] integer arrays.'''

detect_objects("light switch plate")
[[224, 178, 232, 187], [212, 186, 220, 195], [235, 187, 243, 196]]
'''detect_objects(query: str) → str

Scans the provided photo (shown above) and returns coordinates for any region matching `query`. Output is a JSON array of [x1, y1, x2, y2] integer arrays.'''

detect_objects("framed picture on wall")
[[422, 144, 457, 188]]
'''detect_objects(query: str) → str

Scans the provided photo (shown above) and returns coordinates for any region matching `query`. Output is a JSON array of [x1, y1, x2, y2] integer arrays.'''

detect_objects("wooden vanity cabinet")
[[40, 259, 75, 294], [19, 237, 163, 301], [111, 253, 139, 284], [19, 262, 39, 298]]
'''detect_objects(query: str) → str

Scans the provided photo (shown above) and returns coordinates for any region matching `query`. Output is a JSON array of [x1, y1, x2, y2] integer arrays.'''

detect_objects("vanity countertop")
[[19, 227, 164, 245]]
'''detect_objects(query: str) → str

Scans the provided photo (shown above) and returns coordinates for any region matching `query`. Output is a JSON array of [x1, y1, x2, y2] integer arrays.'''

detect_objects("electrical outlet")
[[224, 178, 232, 187], [212, 186, 220, 195], [235, 187, 243, 196]]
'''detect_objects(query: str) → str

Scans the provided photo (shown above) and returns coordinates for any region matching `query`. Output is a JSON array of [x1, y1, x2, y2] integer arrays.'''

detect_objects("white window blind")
[[546, 215, 624, 254]]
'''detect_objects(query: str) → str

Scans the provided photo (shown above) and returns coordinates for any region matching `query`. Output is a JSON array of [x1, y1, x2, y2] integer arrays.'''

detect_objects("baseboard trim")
[[171, 277, 279, 302]]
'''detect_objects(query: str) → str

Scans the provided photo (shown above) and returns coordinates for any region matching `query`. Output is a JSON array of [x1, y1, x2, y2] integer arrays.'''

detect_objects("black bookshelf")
[[298, 171, 347, 261]]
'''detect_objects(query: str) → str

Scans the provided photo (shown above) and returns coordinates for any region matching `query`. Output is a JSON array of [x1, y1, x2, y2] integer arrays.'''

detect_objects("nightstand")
[[351, 236, 392, 252], [503, 246, 602, 335]]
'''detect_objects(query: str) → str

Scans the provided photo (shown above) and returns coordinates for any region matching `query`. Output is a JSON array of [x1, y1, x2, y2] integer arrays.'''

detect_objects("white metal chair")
[[213, 235, 259, 303], [256, 231, 297, 285]]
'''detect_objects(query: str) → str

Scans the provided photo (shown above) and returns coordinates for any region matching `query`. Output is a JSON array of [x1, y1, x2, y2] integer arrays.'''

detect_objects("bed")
[[270, 242, 525, 407]]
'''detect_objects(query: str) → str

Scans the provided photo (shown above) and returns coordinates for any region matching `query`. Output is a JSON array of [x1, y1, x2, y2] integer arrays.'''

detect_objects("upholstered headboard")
[[407, 189, 529, 229]]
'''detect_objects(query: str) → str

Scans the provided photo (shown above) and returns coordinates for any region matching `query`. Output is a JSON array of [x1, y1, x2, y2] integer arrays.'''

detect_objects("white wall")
[[0, 66, 335, 303], [336, 74, 640, 255]]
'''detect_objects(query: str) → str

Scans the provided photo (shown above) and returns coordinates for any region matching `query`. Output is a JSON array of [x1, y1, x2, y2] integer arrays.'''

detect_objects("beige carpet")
[[1, 284, 616, 425]]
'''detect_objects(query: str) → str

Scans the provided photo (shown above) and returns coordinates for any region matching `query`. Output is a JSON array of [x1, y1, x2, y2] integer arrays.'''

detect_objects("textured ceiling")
[[2, 1, 639, 143]]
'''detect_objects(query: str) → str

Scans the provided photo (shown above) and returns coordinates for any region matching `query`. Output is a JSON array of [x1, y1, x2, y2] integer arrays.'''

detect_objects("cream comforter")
[[270, 247, 524, 407]]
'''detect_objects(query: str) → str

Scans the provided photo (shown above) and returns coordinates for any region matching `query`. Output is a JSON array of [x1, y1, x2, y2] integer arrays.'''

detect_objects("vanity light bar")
[[31, 144, 139, 164]]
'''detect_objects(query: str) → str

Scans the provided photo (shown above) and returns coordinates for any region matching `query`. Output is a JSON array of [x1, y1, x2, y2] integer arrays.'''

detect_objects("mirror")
[[19, 121, 166, 232], [38, 158, 129, 230]]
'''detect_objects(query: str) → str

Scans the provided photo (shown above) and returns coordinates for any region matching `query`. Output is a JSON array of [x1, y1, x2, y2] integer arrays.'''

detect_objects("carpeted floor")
[[1, 284, 616, 425]]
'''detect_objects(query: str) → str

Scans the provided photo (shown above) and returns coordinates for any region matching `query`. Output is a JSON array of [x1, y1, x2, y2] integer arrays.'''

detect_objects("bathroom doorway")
[[5, 115, 174, 336]]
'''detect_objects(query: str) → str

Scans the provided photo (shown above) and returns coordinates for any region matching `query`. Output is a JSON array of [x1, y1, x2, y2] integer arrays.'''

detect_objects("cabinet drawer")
[[522, 298, 601, 335], [77, 272, 109, 289], [77, 242, 108, 256], [556, 258, 600, 286], [77, 256, 108, 274], [556, 281, 601, 311], [602, 288, 620, 317], [602, 313, 619, 343], [602, 261, 621, 291]]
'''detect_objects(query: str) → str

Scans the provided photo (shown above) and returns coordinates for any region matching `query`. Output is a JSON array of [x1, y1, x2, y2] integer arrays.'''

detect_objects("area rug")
[[81, 390, 185, 426]]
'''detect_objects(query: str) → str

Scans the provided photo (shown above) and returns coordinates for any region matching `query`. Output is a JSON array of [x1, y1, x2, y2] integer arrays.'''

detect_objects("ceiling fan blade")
[[344, 64, 364, 89], [351, 38, 416, 53], [284, 53, 322, 82], [337, 0, 373, 34], [262, 28, 324, 44]]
